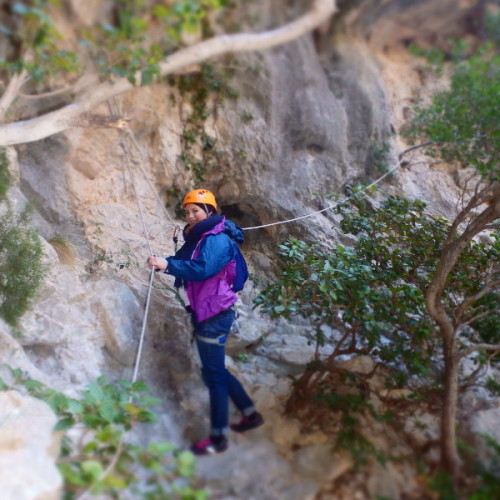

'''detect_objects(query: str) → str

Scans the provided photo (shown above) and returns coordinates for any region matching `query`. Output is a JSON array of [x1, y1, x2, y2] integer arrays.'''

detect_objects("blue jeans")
[[193, 308, 255, 436]]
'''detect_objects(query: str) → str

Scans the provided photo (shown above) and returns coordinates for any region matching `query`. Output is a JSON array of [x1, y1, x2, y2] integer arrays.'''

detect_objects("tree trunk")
[[441, 337, 460, 480], [425, 184, 500, 482]]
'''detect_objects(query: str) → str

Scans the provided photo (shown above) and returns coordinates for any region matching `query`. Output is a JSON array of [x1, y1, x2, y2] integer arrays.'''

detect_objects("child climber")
[[147, 188, 264, 455]]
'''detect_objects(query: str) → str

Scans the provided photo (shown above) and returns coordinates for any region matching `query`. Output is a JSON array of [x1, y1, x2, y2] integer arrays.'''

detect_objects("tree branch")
[[426, 183, 500, 342], [461, 310, 498, 328], [459, 352, 494, 390], [458, 343, 500, 360], [454, 276, 500, 322], [398, 141, 434, 160], [0, 69, 29, 122], [447, 182, 499, 246], [0, 0, 337, 147]]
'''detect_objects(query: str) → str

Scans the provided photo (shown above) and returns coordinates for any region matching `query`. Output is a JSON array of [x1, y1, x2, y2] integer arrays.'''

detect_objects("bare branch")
[[0, 69, 29, 122], [461, 310, 497, 328], [458, 343, 500, 360], [17, 73, 98, 100], [447, 182, 499, 245], [460, 348, 500, 390], [0, 0, 337, 147], [454, 276, 500, 321]]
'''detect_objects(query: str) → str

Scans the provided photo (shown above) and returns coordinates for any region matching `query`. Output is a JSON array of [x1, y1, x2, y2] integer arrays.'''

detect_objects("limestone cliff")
[[0, 1, 497, 499]]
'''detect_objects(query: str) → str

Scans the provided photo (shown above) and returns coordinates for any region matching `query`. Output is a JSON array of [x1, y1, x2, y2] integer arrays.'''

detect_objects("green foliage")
[[467, 436, 500, 500], [241, 110, 254, 122], [256, 191, 499, 461], [322, 386, 389, 466], [485, 376, 500, 396], [89, 248, 139, 271], [485, 11, 500, 46], [0, 204, 45, 326], [0, 0, 230, 85], [256, 194, 448, 383], [468, 287, 500, 345], [0, 367, 206, 500], [0, 0, 79, 80], [408, 44, 446, 67], [427, 471, 458, 500], [0, 149, 11, 203], [156, 0, 229, 40], [257, 193, 499, 365], [235, 352, 249, 363], [368, 141, 391, 176], [406, 49, 500, 181], [425, 436, 500, 500], [170, 62, 238, 183]]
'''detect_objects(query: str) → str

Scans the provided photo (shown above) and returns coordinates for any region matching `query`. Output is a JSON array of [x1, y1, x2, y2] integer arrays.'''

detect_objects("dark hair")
[[194, 202, 217, 215]]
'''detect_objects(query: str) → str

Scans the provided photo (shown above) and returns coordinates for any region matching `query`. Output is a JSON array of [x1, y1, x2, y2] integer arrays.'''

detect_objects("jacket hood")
[[223, 219, 244, 243]]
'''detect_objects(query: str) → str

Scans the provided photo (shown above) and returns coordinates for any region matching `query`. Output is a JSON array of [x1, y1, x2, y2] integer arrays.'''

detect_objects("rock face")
[[0, 391, 62, 500], [0, 1, 497, 499]]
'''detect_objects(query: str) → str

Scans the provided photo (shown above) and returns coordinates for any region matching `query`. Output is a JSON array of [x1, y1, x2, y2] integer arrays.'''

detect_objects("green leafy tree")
[[408, 51, 499, 182], [257, 27, 500, 488], [257, 21, 500, 481], [406, 36, 500, 481], [256, 191, 499, 492]]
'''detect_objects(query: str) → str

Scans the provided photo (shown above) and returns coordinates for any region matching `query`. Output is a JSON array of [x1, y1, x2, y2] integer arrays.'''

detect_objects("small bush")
[[0, 205, 46, 325]]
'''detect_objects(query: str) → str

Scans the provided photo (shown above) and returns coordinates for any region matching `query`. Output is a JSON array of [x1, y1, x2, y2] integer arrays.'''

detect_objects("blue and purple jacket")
[[165, 217, 244, 322]]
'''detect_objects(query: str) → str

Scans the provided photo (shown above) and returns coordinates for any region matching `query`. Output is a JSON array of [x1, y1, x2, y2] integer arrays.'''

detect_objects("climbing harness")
[[195, 333, 228, 345]]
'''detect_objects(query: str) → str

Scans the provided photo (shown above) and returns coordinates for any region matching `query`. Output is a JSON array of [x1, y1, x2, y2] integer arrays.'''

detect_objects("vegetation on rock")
[[0, 367, 206, 500], [0, 149, 45, 326]]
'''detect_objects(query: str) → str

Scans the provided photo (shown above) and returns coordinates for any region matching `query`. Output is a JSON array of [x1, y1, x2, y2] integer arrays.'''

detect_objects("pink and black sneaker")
[[230, 412, 264, 433], [189, 436, 228, 455]]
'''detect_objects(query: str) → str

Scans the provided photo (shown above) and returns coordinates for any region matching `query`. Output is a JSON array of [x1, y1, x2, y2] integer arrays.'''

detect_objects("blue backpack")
[[232, 244, 249, 292]]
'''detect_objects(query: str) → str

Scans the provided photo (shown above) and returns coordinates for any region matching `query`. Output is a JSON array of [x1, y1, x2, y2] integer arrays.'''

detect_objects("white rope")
[[131, 267, 155, 384], [242, 159, 402, 231], [119, 130, 156, 383]]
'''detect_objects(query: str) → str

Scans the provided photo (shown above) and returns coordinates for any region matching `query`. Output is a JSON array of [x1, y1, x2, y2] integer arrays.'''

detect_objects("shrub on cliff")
[[0, 150, 46, 326]]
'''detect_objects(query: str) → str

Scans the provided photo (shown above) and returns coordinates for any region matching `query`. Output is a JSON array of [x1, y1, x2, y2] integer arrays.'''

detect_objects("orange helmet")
[[182, 188, 217, 210]]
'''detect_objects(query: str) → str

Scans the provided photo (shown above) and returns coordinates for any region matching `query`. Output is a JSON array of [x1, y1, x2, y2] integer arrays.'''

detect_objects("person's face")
[[184, 203, 208, 228]]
